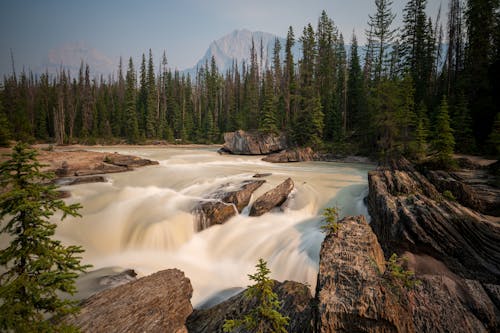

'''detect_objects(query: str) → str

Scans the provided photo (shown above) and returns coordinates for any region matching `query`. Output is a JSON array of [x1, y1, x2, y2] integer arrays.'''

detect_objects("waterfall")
[[52, 147, 373, 307]]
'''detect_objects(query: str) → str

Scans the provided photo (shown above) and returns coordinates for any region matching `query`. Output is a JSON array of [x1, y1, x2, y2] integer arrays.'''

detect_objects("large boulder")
[[193, 180, 265, 231], [186, 280, 314, 333], [316, 215, 414, 332], [64, 269, 193, 333], [262, 147, 317, 163], [249, 178, 294, 216], [221, 130, 288, 155]]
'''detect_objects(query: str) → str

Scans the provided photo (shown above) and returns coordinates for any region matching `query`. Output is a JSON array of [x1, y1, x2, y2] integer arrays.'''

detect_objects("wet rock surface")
[[186, 280, 314, 333], [249, 178, 294, 216], [193, 180, 265, 231]]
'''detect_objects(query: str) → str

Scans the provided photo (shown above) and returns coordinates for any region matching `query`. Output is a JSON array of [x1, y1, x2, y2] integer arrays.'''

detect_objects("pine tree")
[[432, 95, 455, 164], [284, 26, 296, 132], [0, 143, 89, 332], [412, 101, 429, 159], [488, 112, 500, 156], [223, 258, 289, 333], [367, 0, 397, 81], [124, 57, 140, 143], [145, 49, 157, 138], [346, 33, 366, 136], [0, 92, 11, 146], [296, 23, 324, 147], [259, 70, 279, 134]]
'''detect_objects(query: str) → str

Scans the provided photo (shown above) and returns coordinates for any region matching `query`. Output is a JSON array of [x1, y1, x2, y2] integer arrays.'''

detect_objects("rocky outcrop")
[[186, 280, 314, 333], [221, 130, 287, 155], [316, 215, 414, 332], [65, 269, 192, 333], [193, 180, 265, 231], [44, 150, 158, 177], [249, 178, 294, 216], [366, 158, 500, 331], [262, 147, 317, 163], [53, 175, 108, 186], [316, 214, 500, 332], [368, 158, 500, 282], [425, 168, 500, 216]]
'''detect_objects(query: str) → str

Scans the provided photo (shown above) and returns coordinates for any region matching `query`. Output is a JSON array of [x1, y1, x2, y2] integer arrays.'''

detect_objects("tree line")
[[1, 0, 499, 160]]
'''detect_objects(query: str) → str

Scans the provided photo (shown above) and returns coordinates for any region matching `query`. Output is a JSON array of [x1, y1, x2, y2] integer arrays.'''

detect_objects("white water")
[[53, 147, 373, 307]]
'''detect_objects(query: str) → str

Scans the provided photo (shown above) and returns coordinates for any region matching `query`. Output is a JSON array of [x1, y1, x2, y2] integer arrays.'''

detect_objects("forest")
[[0, 0, 499, 161]]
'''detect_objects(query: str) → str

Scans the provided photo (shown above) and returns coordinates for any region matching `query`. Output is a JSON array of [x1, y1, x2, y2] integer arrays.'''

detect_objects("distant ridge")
[[182, 29, 301, 77]]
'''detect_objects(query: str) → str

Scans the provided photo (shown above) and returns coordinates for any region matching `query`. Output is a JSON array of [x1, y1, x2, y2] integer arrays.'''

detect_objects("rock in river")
[[193, 180, 265, 231], [249, 178, 294, 216], [221, 130, 288, 155], [262, 147, 317, 163]]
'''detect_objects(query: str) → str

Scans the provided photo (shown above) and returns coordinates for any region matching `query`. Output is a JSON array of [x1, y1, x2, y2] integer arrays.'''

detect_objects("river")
[[53, 147, 373, 307]]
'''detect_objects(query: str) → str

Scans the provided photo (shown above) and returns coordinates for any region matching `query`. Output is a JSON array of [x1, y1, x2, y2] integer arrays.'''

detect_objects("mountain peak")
[[183, 29, 298, 76]]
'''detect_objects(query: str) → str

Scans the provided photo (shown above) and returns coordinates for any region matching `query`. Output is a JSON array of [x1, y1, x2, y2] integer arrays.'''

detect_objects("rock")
[[316, 215, 500, 332], [193, 180, 265, 231], [262, 147, 317, 163], [53, 175, 107, 186], [253, 173, 272, 178], [221, 130, 288, 155], [186, 280, 314, 333], [74, 163, 128, 176], [55, 161, 70, 177], [65, 269, 193, 333], [104, 153, 159, 168], [368, 158, 500, 282], [316, 215, 414, 332], [249, 178, 294, 216]]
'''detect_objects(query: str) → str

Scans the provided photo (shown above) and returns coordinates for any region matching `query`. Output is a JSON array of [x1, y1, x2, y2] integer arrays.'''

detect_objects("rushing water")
[[52, 147, 373, 307]]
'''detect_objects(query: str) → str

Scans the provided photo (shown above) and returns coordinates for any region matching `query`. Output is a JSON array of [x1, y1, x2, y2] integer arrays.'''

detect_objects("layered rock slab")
[[221, 130, 287, 155], [65, 269, 192, 333], [249, 178, 294, 216], [193, 180, 265, 231]]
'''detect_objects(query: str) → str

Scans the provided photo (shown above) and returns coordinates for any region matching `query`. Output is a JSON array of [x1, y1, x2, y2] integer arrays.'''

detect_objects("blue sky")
[[0, 0, 445, 77]]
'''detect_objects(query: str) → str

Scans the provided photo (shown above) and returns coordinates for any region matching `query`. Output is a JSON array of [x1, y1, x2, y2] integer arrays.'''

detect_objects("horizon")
[[1, 0, 445, 78]]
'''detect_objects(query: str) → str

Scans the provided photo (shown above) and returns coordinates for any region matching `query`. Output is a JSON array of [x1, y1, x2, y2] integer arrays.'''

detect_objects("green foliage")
[[488, 112, 500, 157], [442, 190, 456, 201], [320, 206, 340, 235], [431, 96, 455, 166], [223, 258, 289, 333], [386, 253, 420, 289], [0, 142, 90, 332]]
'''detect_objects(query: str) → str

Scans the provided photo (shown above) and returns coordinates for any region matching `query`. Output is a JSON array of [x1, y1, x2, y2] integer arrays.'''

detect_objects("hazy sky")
[[0, 0, 445, 77]]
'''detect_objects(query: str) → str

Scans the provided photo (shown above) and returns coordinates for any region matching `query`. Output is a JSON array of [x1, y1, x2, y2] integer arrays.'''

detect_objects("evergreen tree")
[[431, 95, 455, 164], [145, 49, 157, 138], [223, 259, 289, 333], [124, 57, 140, 143], [465, 0, 499, 146], [296, 24, 324, 147], [367, 0, 397, 80], [316, 10, 338, 142], [284, 26, 297, 132], [412, 101, 429, 159], [488, 112, 500, 156], [346, 33, 366, 136], [259, 69, 279, 134], [0, 143, 89, 332], [0, 91, 11, 146]]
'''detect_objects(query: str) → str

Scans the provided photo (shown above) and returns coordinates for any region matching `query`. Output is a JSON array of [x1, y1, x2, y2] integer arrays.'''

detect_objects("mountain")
[[38, 42, 116, 78], [183, 29, 301, 77]]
